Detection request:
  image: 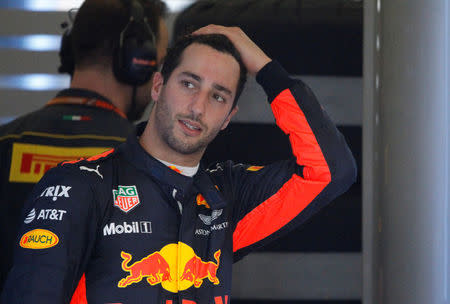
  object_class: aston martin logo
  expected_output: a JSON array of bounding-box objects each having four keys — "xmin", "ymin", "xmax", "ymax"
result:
[{"xmin": 198, "ymin": 209, "xmax": 223, "ymax": 225}]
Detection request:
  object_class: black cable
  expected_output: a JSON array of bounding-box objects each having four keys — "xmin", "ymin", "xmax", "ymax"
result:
[{"xmin": 128, "ymin": 85, "xmax": 137, "ymax": 121}]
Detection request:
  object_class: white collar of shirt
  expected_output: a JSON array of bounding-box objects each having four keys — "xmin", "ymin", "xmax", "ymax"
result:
[{"xmin": 156, "ymin": 158, "xmax": 199, "ymax": 177}]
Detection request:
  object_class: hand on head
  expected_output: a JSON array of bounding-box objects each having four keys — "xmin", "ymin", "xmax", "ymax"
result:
[{"xmin": 192, "ymin": 25, "xmax": 271, "ymax": 76}]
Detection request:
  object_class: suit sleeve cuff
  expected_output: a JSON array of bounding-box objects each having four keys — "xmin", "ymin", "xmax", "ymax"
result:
[{"xmin": 255, "ymin": 60, "xmax": 297, "ymax": 103}]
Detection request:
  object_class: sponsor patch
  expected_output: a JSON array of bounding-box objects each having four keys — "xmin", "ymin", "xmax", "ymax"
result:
[
  {"xmin": 103, "ymin": 221, "xmax": 152, "ymax": 236},
  {"xmin": 9, "ymin": 143, "xmax": 109, "ymax": 183},
  {"xmin": 195, "ymin": 222, "xmax": 229, "ymax": 236},
  {"xmin": 20, "ymin": 229, "xmax": 59, "ymax": 249},
  {"xmin": 198, "ymin": 209, "xmax": 223, "ymax": 226},
  {"xmin": 196, "ymin": 194, "xmax": 210, "ymax": 209},
  {"xmin": 24, "ymin": 208, "xmax": 36, "ymax": 224},
  {"xmin": 195, "ymin": 229, "xmax": 211, "ymax": 236},
  {"xmin": 37, "ymin": 209, "xmax": 66, "ymax": 221},
  {"xmin": 247, "ymin": 166, "xmax": 264, "ymax": 172},
  {"xmin": 24, "ymin": 208, "xmax": 67, "ymax": 223},
  {"xmin": 79, "ymin": 164, "xmax": 103, "ymax": 179},
  {"xmin": 113, "ymin": 185, "xmax": 140, "ymax": 213},
  {"xmin": 118, "ymin": 242, "xmax": 220, "ymax": 292},
  {"xmin": 40, "ymin": 185, "xmax": 71, "ymax": 201}
]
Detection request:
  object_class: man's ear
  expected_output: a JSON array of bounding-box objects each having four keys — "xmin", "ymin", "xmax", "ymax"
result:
[
  {"xmin": 151, "ymin": 72, "xmax": 164, "ymax": 102},
  {"xmin": 221, "ymin": 105, "xmax": 239, "ymax": 130}
]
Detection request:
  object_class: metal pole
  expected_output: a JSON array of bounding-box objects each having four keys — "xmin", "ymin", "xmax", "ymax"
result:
[{"xmin": 364, "ymin": 0, "xmax": 450, "ymax": 303}]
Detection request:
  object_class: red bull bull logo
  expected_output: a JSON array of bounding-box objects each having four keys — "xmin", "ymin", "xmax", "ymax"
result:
[
  {"xmin": 118, "ymin": 243, "xmax": 221, "ymax": 293},
  {"xmin": 180, "ymin": 250, "xmax": 220, "ymax": 287},
  {"xmin": 118, "ymin": 251, "xmax": 172, "ymax": 287},
  {"xmin": 196, "ymin": 194, "xmax": 210, "ymax": 209}
]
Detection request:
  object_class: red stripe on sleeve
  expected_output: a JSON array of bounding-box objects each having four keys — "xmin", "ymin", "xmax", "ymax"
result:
[
  {"xmin": 86, "ymin": 148, "xmax": 115, "ymax": 161},
  {"xmin": 233, "ymin": 89, "xmax": 331, "ymax": 252},
  {"xmin": 70, "ymin": 274, "xmax": 87, "ymax": 304},
  {"xmin": 61, "ymin": 148, "xmax": 114, "ymax": 165}
]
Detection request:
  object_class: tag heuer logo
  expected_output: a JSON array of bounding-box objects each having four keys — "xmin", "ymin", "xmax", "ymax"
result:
[{"xmin": 113, "ymin": 185, "xmax": 140, "ymax": 213}]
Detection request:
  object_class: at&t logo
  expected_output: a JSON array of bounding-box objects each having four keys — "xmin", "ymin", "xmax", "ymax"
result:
[{"xmin": 24, "ymin": 208, "xmax": 66, "ymax": 223}]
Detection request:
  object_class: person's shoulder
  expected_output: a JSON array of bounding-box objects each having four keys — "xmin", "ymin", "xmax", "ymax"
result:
[
  {"xmin": 205, "ymin": 160, "xmax": 252, "ymax": 176},
  {"xmin": 206, "ymin": 160, "xmax": 272, "ymax": 182},
  {"xmin": 206, "ymin": 160, "xmax": 232, "ymax": 174},
  {"xmin": 0, "ymin": 109, "xmax": 45, "ymax": 137},
  {"xmin": 45, "ymin": 147, "xmax": 119, "ymax": 187}
]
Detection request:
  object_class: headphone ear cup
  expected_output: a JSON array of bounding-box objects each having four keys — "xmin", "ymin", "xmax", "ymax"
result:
[
  {"xmin": 113, "ymin": 0, "xmax": 158, "ymax": 86},
  {"xmin": 113, "ymin": 31, "xmax": 157, "ymax": 85},
  {"xmin": 58, "ymin": 29, "xmax": 75, "ymax": 75}
]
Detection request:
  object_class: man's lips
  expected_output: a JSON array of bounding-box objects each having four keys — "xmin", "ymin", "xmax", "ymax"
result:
[{"xmin": 178, "ymin": 119, "xmax": 202, "ymax": 135}]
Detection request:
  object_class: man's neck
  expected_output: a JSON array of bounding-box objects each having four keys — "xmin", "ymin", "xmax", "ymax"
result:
[{"xmin": 70, "ymin": 68, "xmax": 132, "ymax": 116}]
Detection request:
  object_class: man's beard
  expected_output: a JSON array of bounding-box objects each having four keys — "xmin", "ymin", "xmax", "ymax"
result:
[{"xmin": 154, "ymin": 93, "xmax": 223, "ymax": 155}]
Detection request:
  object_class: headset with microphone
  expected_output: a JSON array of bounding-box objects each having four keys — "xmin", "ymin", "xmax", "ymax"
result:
[
  {"xmin": 58, "ymin": 8, "xmax": 77, "ymax": 76},
  {"xmin": 58, "ymin": 0, "xmax": 158, "ymax": 86}
]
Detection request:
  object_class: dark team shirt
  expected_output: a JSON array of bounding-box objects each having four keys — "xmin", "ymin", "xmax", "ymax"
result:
[
  {"xmin": 0, "ymin": 89, "xmax": 134, "ymax": 293},
  {"xmin": 1, "ymin": 61, "xmax": 356, "ymax": 304}
]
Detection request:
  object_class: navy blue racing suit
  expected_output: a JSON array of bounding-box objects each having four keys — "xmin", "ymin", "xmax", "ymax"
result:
[{"xmin": 1, "ymin": 61, "xmax": 356, "ymax": 304}]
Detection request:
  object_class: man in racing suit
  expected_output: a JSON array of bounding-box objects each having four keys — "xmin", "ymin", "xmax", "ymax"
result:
[
  {"xmin": 0, "ymin": 0, "xmax": 168, "ymax": 293},
  {"xmin": 1, "ymin": 25, "xmax": 356, "ymax": 304}
]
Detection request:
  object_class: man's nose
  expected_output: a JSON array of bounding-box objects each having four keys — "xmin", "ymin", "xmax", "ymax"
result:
[{"xmin": 188, "ymin": 90, "xmax": 208, "ymax": 117}]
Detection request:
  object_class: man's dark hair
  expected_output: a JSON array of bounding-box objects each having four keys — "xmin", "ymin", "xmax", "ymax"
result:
[
  {"xmin": 161, "ymin": 34, "xmax": 247, "ymax": 108},
  {"xmin": 71, "ymin": 0, "xmax": 167, "ymax": 69}
]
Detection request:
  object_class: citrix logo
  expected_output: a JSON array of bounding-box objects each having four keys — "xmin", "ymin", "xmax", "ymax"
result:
[{"xmin": 40, "ymin": 185, "xmax": 71, "ymax": 201}]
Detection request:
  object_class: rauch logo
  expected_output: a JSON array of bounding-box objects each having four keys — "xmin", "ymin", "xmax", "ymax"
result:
[{"xmin": 20, "ymin": 229, "xmax": 59, "ymax": 249}]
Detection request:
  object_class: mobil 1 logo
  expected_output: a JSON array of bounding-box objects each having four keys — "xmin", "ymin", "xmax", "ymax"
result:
[{"xmin": 103, "ymin": 221, "xmax": 152, "ymax": 236}]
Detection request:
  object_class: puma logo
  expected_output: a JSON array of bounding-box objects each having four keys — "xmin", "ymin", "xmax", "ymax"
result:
[{"xmin": 80, "ymin": 165, "xmax": 103, "ymax": 179}]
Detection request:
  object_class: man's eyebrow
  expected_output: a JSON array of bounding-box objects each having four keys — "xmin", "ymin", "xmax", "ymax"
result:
[
  {"xmin": 213, "ymin": 84, "xmax": 232, "ymax": 97},
  {"xmin": 180, "ymin": 71, "xmax": 201, "ymax": 82},
  {"xmin": 180, "ymin": 71, "xmax": 233, "ymax": 97}
]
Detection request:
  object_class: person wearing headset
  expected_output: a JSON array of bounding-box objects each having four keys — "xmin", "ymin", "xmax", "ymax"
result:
[{"xmin": 0, "ymin": 0, "xmax": 168, "ymax": 294}]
